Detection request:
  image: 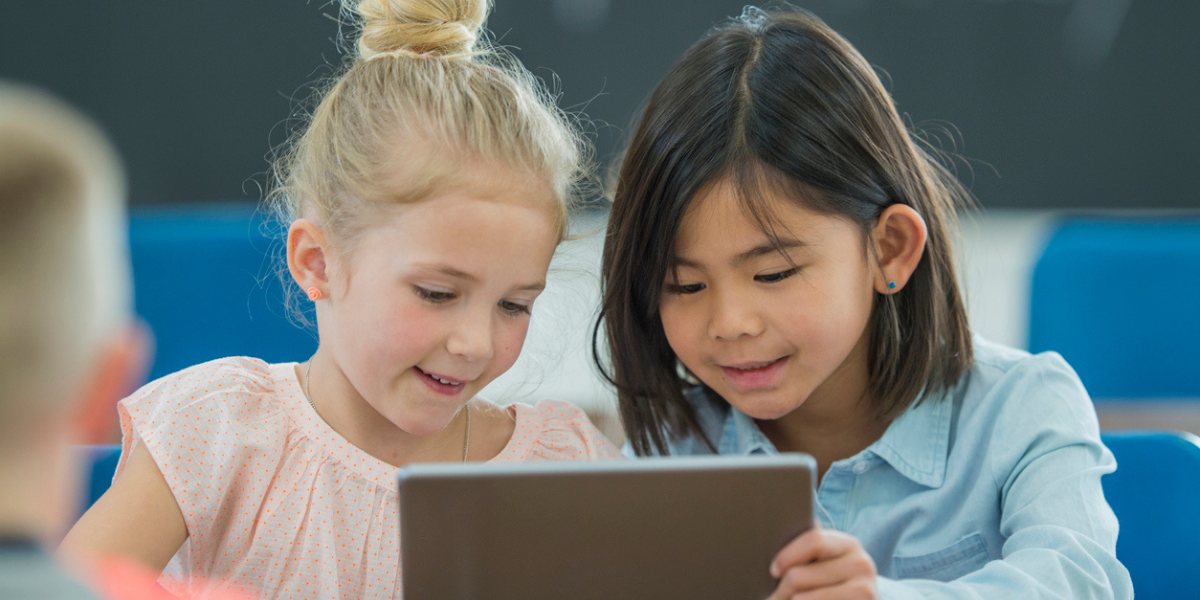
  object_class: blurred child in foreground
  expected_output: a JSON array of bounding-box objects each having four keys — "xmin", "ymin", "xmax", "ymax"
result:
[{"xmin": 0, "ymin": 82, "xmax": 246, "ymax": 600}]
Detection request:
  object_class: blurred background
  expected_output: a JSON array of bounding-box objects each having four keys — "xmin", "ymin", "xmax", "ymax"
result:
[
  {"xmin": 3, "ymin": 0, "xmax": 1196, "ymax": 209},
  {"xmin": 3, "ymin": 0, "xmax": 1198, "ymax": 441}
]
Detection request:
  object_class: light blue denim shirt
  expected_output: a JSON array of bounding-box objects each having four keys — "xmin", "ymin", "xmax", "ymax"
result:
[{"xmin": 634, "ymin": 338, "xmax": 1133, "ymax": 599}]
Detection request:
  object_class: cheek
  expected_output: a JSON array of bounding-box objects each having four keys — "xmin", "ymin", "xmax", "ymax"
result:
[
  {"xmin": 352, "ymin": 292, "xmax": 442, "ymax": 363},
  {"xmin": 782, "ymin": 267, "xmax": 874, "ymax": 348},
  {"xmin": 490, "ymin": 318, "xmax": 532, "ymax": 372},
  {"xmin": 659, "ymin": 302, "xmax": 700, "ymax": 362}
]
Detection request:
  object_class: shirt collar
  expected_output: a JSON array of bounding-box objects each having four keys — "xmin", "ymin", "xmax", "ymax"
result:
[
  {"xmin": 714, "ymin": 390, "xmax": 954, "ymax": 488},
  {"xmin": 717, "ymin": 403, "xmax": 778, "ymax": 455},
  {"xmin": 869, "ymin": 392, "xmax": 953, "ymax": 488}
]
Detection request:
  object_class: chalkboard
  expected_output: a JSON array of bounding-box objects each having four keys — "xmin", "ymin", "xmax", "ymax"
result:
[{"xmin": 2, "ymin": 1, "xmax": 1195, "ymax": 208}]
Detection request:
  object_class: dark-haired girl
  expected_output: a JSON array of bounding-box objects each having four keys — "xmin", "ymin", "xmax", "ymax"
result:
[{"xmin": 597, "ymin": 6, "xmax": 1131, "ymax": 599}]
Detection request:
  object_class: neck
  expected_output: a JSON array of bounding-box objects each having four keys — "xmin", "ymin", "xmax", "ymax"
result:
[
  {"xmin": 756, "ymin": 332, "xmax": 889, "ymax": 479},
  {"xmin": 0, "ymin": 429, "xmax": 75, "ymax": 548},
  {"xmin": 302, "ymin": 349, "xmax": 468, "ymax": 467}
]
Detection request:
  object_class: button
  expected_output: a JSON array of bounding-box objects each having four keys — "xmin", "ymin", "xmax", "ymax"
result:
[{"xmin": 851, "ymin": 461, "xmax": 870, "ymax": 474}]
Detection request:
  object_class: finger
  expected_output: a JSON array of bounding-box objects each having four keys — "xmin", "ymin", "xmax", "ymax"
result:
[
  {"xmin": 811, "ymin": 530, "xmax": 863, "ymax": 561},
  {"xmin": 773, "ymin": 526, "xmax": 863, "ymax": 576},
  {"xmin": 788, "ymin": 577, "xmax": 878, "ymax": 600},
  {"xmin": 771, "ymin": 527, "xmax": 824, "ymax": 578},
  {"xmin": 774, "ymin": 551, "xmax": 878, "ymax": 595}
]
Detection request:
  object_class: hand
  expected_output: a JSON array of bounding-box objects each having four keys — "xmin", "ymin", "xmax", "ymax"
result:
[{"xmin": 767, "ymin": 522, "xmax": 878, "ymax": 600}]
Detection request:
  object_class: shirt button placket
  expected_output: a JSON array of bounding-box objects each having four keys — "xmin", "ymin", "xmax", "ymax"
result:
[{"xmin": 817, "ymin": 467, "xmax": 853, "ymax": 530}]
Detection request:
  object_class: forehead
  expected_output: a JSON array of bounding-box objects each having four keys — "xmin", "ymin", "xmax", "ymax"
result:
[
  {"xmin": 354, "ymin": 176, "xmax": 560, "ymax": 277},
  {"xmin": 675, "ymin": 179, "xmax": 853, "ymax": 259},
  {"xmin": 381, "ymin": 145, "xmax": 563, "ymax": 224}
]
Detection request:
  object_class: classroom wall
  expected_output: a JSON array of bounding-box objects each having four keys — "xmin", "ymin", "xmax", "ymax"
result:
[{"xmin": 2, "ymin": 1, "xmax": 1197, "ymax": 209}]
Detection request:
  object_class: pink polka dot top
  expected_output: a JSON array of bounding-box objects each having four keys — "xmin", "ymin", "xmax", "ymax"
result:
[{"xmin": 115, "ymin": 357, "xmax": 622, "ymax": 599}]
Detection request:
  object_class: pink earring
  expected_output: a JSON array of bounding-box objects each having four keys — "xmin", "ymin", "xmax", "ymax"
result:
[{"xmin": 307, "ymin": 287, "xmax": 322, "ymax": 301}]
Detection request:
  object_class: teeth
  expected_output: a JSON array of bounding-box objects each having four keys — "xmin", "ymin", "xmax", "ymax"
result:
[
  {"xmin": 436, "ymin": 377, "xmax": 459, "ymax": 385},
  {"xmin": 735, "ymin": 360, "xmax": 774, "ymax": 371}
]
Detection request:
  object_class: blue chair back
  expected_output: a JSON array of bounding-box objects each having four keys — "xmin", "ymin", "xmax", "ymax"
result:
[
  {"xmin": 1029, "ymin": 217, "xmax": 1200, "ymax": 399},
  {"xmin": 1101, "ymin": 431, "xmax": 1200, "ymax": 599},
  {"xmin": 130, "ymin": 202, "xmax": 318, "ymax": 381}
]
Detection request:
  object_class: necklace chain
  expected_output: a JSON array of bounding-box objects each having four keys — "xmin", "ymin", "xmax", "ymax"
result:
[{"xmin": 303, "ymin": 361, "xmax": 470, "ymax": 463}]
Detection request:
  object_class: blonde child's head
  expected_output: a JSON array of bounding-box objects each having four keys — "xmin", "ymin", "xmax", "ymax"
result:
[
  {"xmin": 270, "ymin": 0, "xmax": 585, "ymax": 255},
  {"xmin": 0, "ymin": 83, "xmax": 134, "ymax": 447},
  {"xmin": 272, "ymin": 0, "xmax": 590, "ymax": 437}
]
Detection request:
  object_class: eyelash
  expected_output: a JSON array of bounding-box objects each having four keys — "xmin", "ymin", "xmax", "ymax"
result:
[
  {"xmin": 756, "ymin": 267, "xmax": 800, "ymax": 283},
  {"xmin": 664, "ymin": 283, "xmax": 705, "ymax": 295},
  {"xmin": 414, "ymin": 286, "xmax": 455, "ymax": 303},
  {"xmin": 664, "ymin": 267, "xmax": 800, "ymax": 295},
  {"xmin": 498, "ymin": 300, "xmax": 532, "ymax": 317},
  {"xmin": 413, "ymin": 286, "xmax": 531, "ymax": 317}
]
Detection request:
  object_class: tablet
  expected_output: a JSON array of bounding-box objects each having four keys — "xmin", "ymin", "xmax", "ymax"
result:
[{"xmin": 398, "ymin": 453, "xmax": 816, "ymax": 600}]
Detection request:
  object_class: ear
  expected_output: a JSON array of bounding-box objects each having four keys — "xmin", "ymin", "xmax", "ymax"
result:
[
  {"xmin": 287, "ymin": 219, "xmax": 331, "ymax": 299},
  {"xmin": 72, "ymin": 320, "xmax": 154, "ymax": 445},
  {"xmin": 870, "ymin": 204, "xmax": 927, "ymax": 294}
]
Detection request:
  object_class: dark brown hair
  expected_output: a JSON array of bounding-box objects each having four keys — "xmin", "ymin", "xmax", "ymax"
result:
[{"xmin": 595, "ymin": 5, "xmax": 974, "ymax": 456}]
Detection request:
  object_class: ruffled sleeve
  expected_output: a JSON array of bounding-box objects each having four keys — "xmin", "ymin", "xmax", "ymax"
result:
[{"xmin": 115, "ymin": 357, "xmax": 288, "ymax": 568}]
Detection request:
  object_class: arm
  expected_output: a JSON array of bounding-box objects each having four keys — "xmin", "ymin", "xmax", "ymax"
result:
[
  {"xmin": 873, "ymin": 441, "xmax": 1128, "ymax": 599},
  {"xmin": 875, "ymin": 355, "xmax": 1132, "ymax": 600},
  {"xmin": 61, "ymin": 442, "xmax": 187, "ymax": 573},
  {"xmin": 771, "ymin": 354, "xmax": 1133, "ymax": 600},
  {"xmin": 769, "ymin": 446, "xmax": 1127, "ymax": 600}
]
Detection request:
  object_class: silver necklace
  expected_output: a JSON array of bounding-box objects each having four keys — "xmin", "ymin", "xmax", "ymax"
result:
[{"xmin": 303, "ymin": 361, "xmax": 470, "ymax": 462}]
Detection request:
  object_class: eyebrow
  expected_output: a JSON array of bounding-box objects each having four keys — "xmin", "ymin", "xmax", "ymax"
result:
[
  {"xmin": 414, "ymin": 263, "xmax": 545, "ymax": 292},
  {"xmin": 673, "ymin": 238, "xmax": 807, "ymax": 269}
]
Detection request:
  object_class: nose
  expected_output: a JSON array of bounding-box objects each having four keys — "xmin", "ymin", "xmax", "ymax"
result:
[
  {"xmin": 707, "ymin": 286, "xmax": 764, "ymax": 341},
  {"xmin": 446, "ymin": 305, "xmax": 494, "ymax": 363}
]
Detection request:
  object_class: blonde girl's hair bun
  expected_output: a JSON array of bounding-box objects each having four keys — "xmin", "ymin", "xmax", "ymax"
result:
[{"xmin": 354, "ymin": 0, "xmax": 491, "ymax": 59}]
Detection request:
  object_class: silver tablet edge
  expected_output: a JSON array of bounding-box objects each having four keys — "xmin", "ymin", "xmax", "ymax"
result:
[{"xmin": 397, "ymin": 453, "xmax": 817, "ymax": 483}]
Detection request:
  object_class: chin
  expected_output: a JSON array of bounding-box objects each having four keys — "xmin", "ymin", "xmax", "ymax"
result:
[
  {"xmin": 723, "ymin": 387, "xmax": 807, "ymax": 421},
  {"xmin": 387, "ymin": 403, "xmax": 461, "ymax": 437}
]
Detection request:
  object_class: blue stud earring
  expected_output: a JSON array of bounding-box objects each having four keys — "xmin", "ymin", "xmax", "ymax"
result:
[{"xmin": 888, "ymin": 281, "xmax": 897, "ymax": 290}]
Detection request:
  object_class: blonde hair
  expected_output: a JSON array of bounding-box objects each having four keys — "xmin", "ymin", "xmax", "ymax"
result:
[
  {"xmin": 0, "ymin": 83, "xmax": 130, "ymax": 435},
  {"xmin": 267, "ymin": 0, "xmax": 588, "ymax": 318}
]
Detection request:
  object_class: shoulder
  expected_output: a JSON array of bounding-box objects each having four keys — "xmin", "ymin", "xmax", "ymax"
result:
[
  {"xmin": 125, "ymin": 356, "xmax": 280, "ymax": 399},
  {"xmin": 963, "ymin": 337, "xmax": 1095, "ymax": 424},
  {"xmin": 117, "ymin": 357, "xmax": 303, "ymax": 472},
  {"xmin": 504, "ymin": 400, "xmax": 622, "ymax": 461},
  {"xmin": 120, "ymin": 356, "xmax": 291, "ymax": 425},
  {"xmin": 955, "ymin": 338, "xmax": 1105, "ymax": 483},
  {"xmin": 0, "ymin": 551, "xmax": 101, "ymax": 600},
  {"xmin": 115, "ymin": 358, "xmax": 306, "ymax": 538}
]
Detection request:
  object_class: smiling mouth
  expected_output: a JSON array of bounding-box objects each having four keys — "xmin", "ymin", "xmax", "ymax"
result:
[
  {"xmin": 414, "ymin": 366, "xmax": 468, "ymax": 386},
  {"xmin": 718, "ymin": 356, "xmax": 789, "ymax": 390},
  {"xmin": 723, "ymin": 357, "xmax": 785, "ymax": 371}
]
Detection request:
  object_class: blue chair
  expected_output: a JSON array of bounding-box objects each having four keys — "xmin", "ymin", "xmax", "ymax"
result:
[
  {"xmin": 1029, "ymin": 217, "xmax": 1200, "ymax": 399},
  {"xmin": 78, "ymin": 444, "xmax": 122, "ymax": 515},
  {"xmin": 129, "ymin": 202, "xmax": 318, "ymax": 381},
  {"xmin": 1101, "ymin": 431, "xmax": 1200, "ymax": 599}
]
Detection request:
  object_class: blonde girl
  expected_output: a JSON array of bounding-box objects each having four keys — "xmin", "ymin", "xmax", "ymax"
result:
[
  {"xmin": 64, "ymin": 1, "xmax": 619, "ymax": 597},
  {"xmin": 597, "ymin": 6, "xmax": 1131, "ymax": 600}
]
